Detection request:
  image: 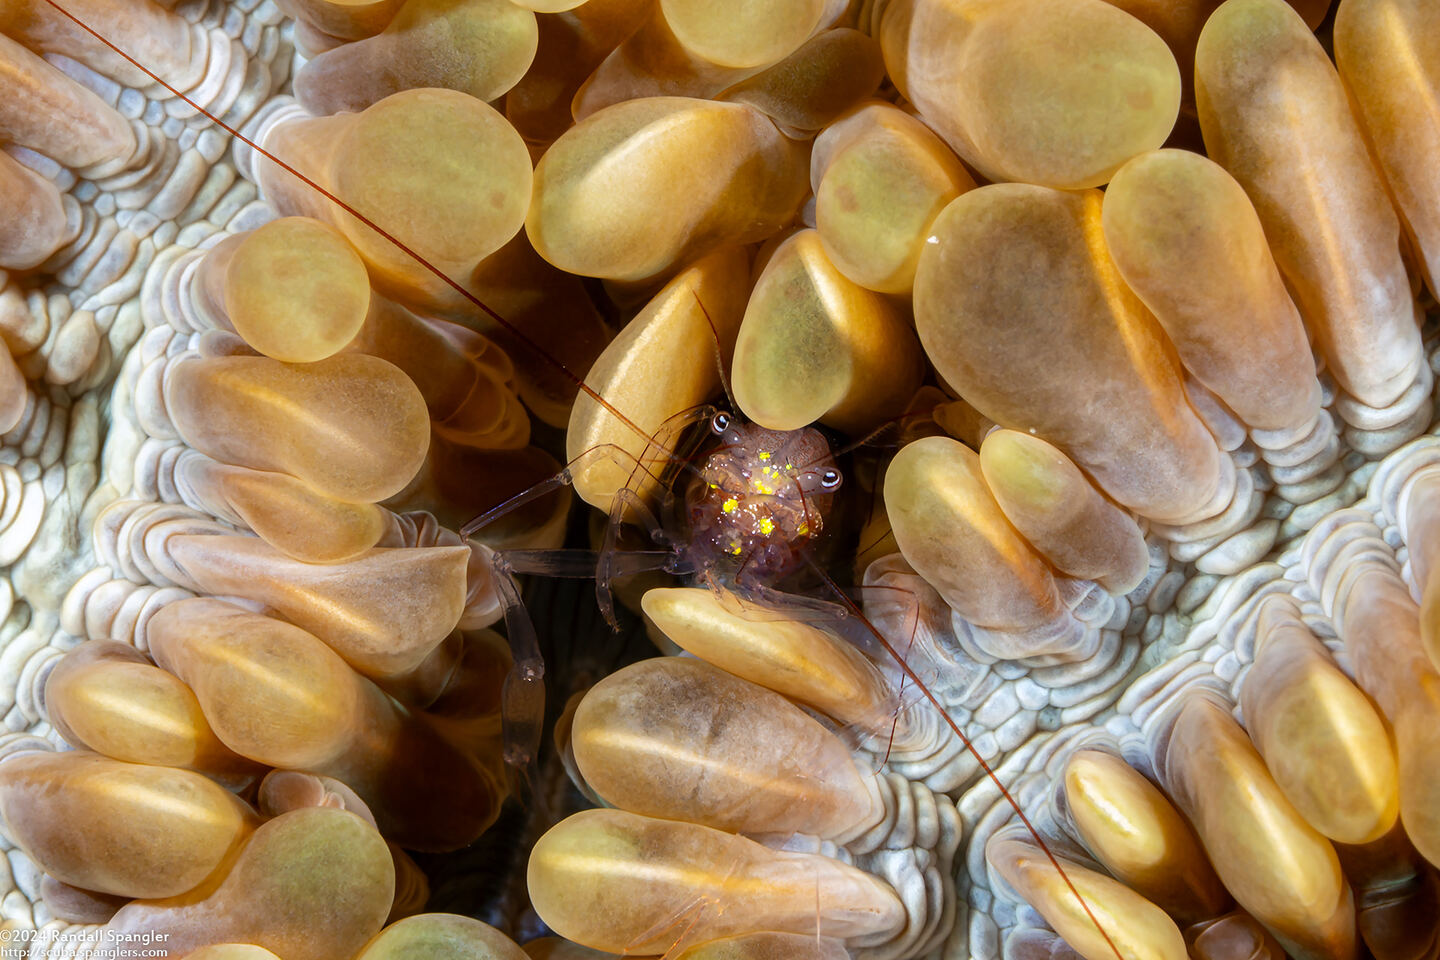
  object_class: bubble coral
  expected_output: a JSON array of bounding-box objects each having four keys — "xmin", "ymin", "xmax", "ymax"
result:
[{"xmin": 0, "ymin": 0, "xmax": 1439, "ymax": 959}]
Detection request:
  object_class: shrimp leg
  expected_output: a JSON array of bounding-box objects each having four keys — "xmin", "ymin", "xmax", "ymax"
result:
[
  {"xmin": 481, "ymin": 403, "xmax": 720, "ymax": 777},
  {"xmin": 461, "ymin": 442, "xmax": 678, "ymax": 539},
  {"xmin": 592, "ymin": 403, "xmax": 725, "ymax": 623},
  {"xmin": 491, "ymin": 546, "xmax": 674, "ymax": 784},
  {"xmin": 489, "ymin": 551, "xmax": 545, "ymax": 793},
  {"xmin": 595, "ymin": 487, "xmax": 674, "ymax": 627}
]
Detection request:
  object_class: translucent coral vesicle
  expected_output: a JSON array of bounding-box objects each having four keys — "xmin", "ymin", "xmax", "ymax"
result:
[
  {"xmin": 878, "ymin": 0, "xmax": 1180, "ymax": 189},
  {"xmin": 571, "ymin": 657, "xmax": 878, "ymax": 839},
  {"xmin": 165, "ymin": 352, "xmax": 429, "ymax": 505},
  {"xmin": 221, "ymin": 217, "xmax": 371, "ymax": 364},
  {"xmin": 176, "ymin": 456, "xmax": 387, "ymax": 564},
  {"xmin": 1160, "ymin": 695, "xmax": 1357, "ymax": 957},
  {"xmin": 0, "ymin": 750, "xmax": 255, "ymax": 900},
  {"xmin": 295, "ymin": 0, "xmax": 539, "ymax": 114},
  {"xmin": 565, "ymin": 245, "xmax": 749, "ymax": 514},
  {"xmin": 0, "ymin": 148, "xmax": 74, "ymax": 272},
  {"xmin": 504, "ymin": 0, "xmax": 653, "ymax": 144},
  {"xmin": 6, "ymin": 0, "xmax": 197, "ymax": 89},
  {"xmin": 569, "ymin": 5, "xmax": 752, "ymax": 120},
  {"xmin": 355, "ymin": 914, "xmax": 532, "ymax": 960},
  {"xmin": 0, "ymin": 30, "xmax": 136, "ymax": 169},
  {"xmin": 1334, "ymin": 0, "xmax": 1440, "ymax": 299},
  {"xmin": 463, "ymin": 231, "xmax": 616, "ymax": 430},
  {"xmin": 659, "ymin": 0, "xmax": 836, "ymax": 69},
  {"xmin": 1061, "ymin": 749, "xmax": 1231, "ymax": 927},
  {"xmin": 914, "ymin": 184, "xmax": 1225, "ymax": 524},
  {"xmin": 147, "ymin": 598, "xmax": 370, "ymax": 771},
  {"xmin": 732, "ymin": 229, "xmax": 923, "ymax": 434},
  {"xmin": 1328, "ymin": 562, "xmax": 1440, "ymax": 868},
  {"xmin": 350, "ymin": 295, "xmax": 531, "ymax": 446},
  {"xmin": 716, "ymin": 28, "xmax": 886, "ymax": 134},
  {"xmin": 527, "ymin": 97, "xmax": 809, "ymax": 282},
  {"xmin": 276, "ymin": 0, "xmax": 406, "ymax": 43},
  {"xmin": 527, "ymin": 809, "xmax": 905, "ymax": 954},
  {"xmin": 258, "ymin": 87, "xmax": 533, "ymax": 310},
  {"xmin": 987, "ymin": 832, "xmax": 1188, "ymax": 960},
  {"xmin": 1101, "ymin": 149, "xmax": 1321, "ymax": 434},
  {"xmin": 45, "ymin": 640, "xmax": 256, "ymax": 781},
  {"xmin": 979, "ymin": 430, "xmax": 1151, "ymax": 594},
  {"xmin": 147, "ymin": 599, "xmax": 503, "ymax": 850},
  {"xmin": 103, "ymin": 806, "xmax": 395, "ymax": 960},
  {"xmin": 641, "ymin": 585, "xmax": 898, "ymax": 735},
  {"xmin": 676, "ymin": 933, "xmax": 851, "ymax": 960},
  {"xmin": 884, "ymin": 436, "xmax": 1079, "ymax": 658},
  {"xmin": 811, "ymin": 102, "xmax": 975, "ymax": 295},
  {"xmin": 163, "ymin": 536, "xmax": 468, "ymax": 679},
  {"xmin": 1195, "ymin": 0, "xmax": 1422, "ymax": 411},
  {"xmin": 1242, "ymin": 598, "xmax": 1400, "ymax": 845}
]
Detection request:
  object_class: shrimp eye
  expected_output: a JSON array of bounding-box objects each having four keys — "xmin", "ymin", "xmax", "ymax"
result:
[
  {"xmin": 820, "ymin": 468, "xmax": 842, "ymax": 489},
  {"xmin": 711, "ymin": 412, "xmax": 731, "ymax": 434}
]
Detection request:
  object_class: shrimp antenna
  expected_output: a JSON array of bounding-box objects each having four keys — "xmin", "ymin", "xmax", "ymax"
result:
[
  {"xmin": 781, "ymin": 407, "xmax": 939, "ymax": 520},
  {"xmin": 689, "ymin": 289, "xmax": 737, "ymax": 414},
  {"xmin": 804, "ymin": 559, "xmax": 1126, "ymax": 960},
  {"xmin": 827, "ymin": 405, "xmax": 945, "ymax": 461},
  {"xmin": 784, "ymin": 405, "xmax": 945, "ymax": 487},
  {"xmin": 37, "ymin": 0, "xmax": 678, "ymax": 465}
]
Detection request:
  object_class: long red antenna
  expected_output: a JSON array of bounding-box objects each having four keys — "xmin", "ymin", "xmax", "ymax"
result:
[
  {"xmin": 809, "ymin": 563, "xmax": 1125, "ymax": 960},
  {"xmin": 40, "ymin": 4, "xmax": 1125, "ymax": 955},
  {"xmin": 38, "ymin": 0, "xmax": 667, "ymax": 458}
]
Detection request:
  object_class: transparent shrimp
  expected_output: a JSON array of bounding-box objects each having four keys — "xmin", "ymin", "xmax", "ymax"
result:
[{"xmin": 463, "ymin": 404, "xmax": 852, "ymax": 782}]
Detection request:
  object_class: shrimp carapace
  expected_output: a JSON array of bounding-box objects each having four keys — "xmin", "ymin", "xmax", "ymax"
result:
[{"xmin": 682, "ymin": 413, "xmax": 843, "ymax": 586}]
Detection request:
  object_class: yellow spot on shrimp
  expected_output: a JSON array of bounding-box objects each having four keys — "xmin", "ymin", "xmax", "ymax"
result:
[
  {"xmin": 758, "ymin": 451, "xmax": 771, "ymax": 460},
  {"xmin": 758, "ymin": 517, "xmax": 775, "ymax": 536},
  {"xmin": 722, "ymin": 498, "xmax": 738, "ymax": 513}
]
